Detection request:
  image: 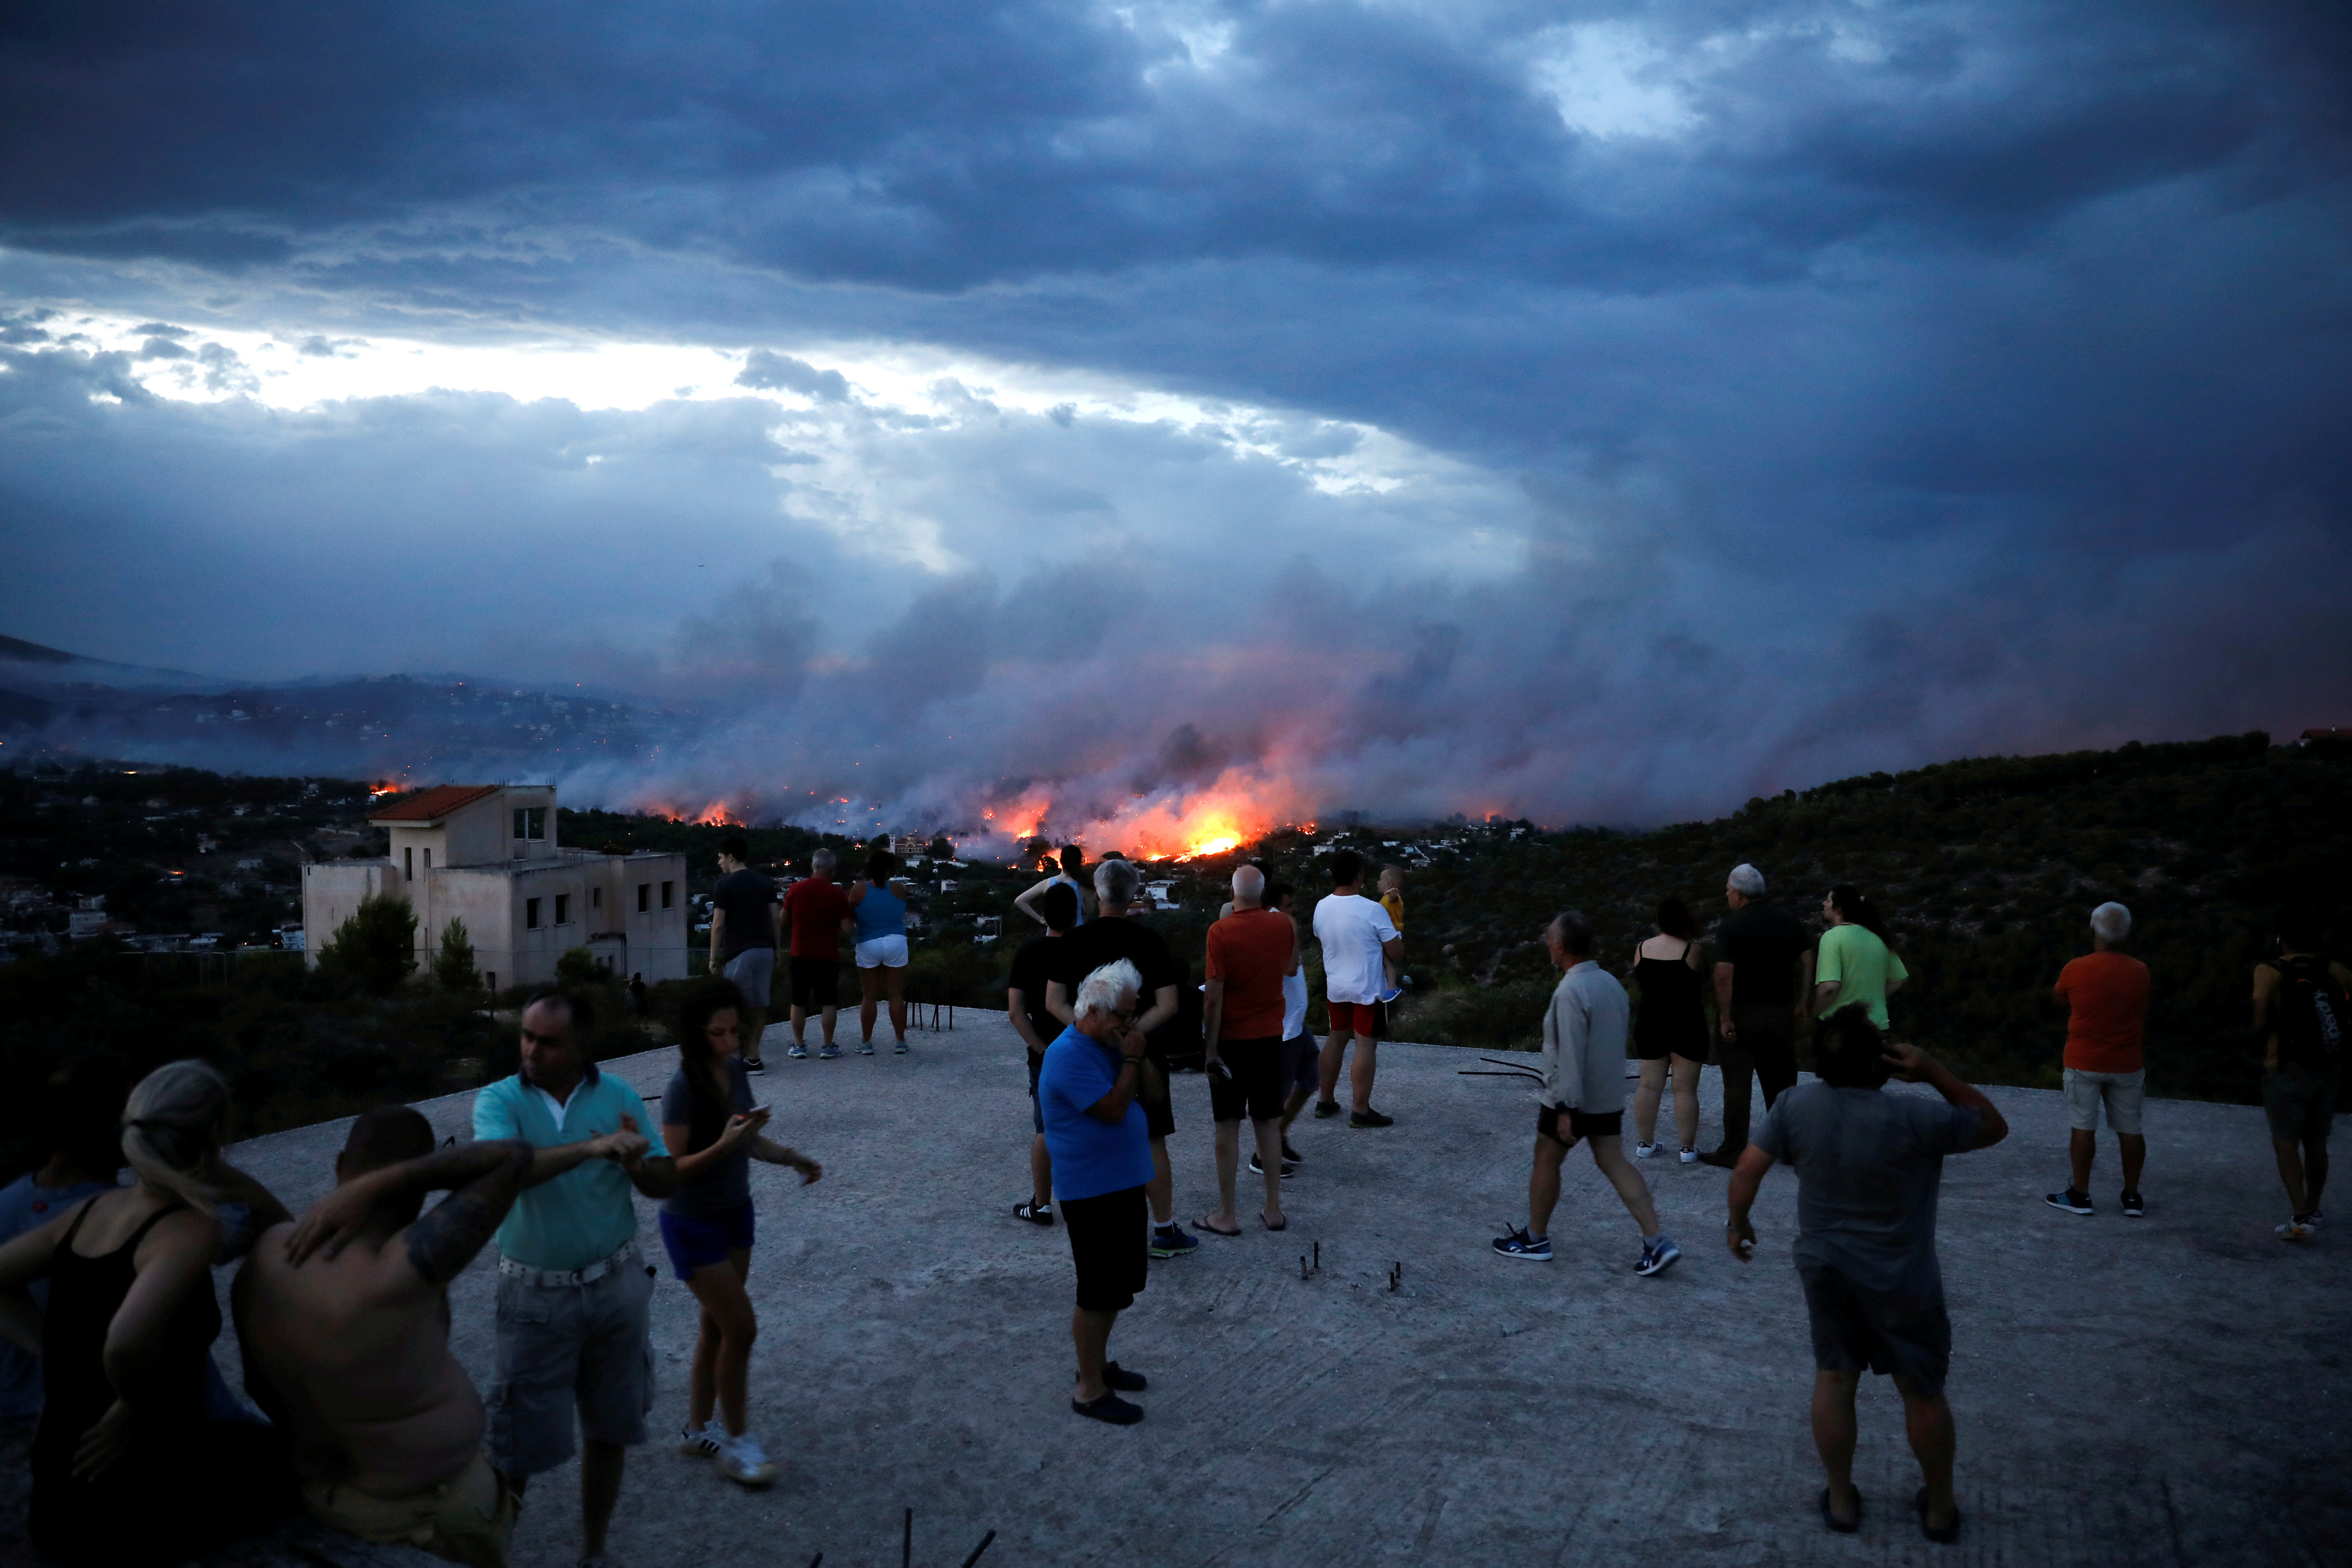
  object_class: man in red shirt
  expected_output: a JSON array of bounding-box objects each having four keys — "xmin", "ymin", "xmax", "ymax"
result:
[
  {"xmin": 781, "ymin": 849, "xmax": 853, "ymax": 1059},
  {"xmin": 1196, "ymin": 865, "xmax": 1300, "ymax": 1236},
  {"xmin": 2045, "ymin": 902, "xmax": 2151, "ymax": 1217}
]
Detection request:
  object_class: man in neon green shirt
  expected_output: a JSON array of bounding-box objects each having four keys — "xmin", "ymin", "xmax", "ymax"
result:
[{"xmin": 1812, "ymin": 888, "xmax": 1909, "ymax": 1029}]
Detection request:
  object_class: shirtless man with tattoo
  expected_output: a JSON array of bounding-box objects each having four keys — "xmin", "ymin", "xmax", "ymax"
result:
[{"xmin": 234, "ymin": 1105, "xmax": 542, "ymax": 1567}]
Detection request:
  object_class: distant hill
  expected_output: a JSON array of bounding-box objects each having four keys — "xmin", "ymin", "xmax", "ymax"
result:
[{"xmin": 1342, "ymin": 732, "xmax": 2350, "ymax": 1104}]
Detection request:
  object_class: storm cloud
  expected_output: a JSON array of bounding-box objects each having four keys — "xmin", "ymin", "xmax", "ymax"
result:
[{"xmin": 1, "ymin": 1, "xmax": 2347, "ymax": 841}]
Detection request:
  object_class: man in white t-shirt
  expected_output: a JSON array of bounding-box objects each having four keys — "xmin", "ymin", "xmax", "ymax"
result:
[{"xmin": 1312, "ymin": 850, "xmax": 1403, "ymax": 1129}]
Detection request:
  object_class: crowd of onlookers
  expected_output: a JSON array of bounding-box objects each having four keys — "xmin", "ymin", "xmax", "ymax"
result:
[{"xmin": 0, "ymin": 835, "xmax": 2340, "ymax": 1563}]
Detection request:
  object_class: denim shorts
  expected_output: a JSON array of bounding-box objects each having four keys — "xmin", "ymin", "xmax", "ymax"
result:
[
  {"xmin": 722, "ymin": 947, "xmax": 775, "ymax": 1010},
  {"xmin": 658, "ymin": 1203, "xmax": 755, "ymax": 1279}
]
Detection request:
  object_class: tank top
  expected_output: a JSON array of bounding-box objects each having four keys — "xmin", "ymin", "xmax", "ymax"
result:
[
  {"xmin": 1632, "ymin": 943, "xmax": 1709, "ymax": 1057},
  {"xmin": 855, "ymin": 880, "xmax": 906, "ymax": 942},
  {"xmin": 1049, "ymin": 872, "xmax": 1088, "ymax": 926}
]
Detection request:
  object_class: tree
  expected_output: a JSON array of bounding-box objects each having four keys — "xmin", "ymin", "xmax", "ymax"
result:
[
  {"xmin": 929, "ymin": 834, "xmax": 956, "ymax": 861},
  {"xmin": 431, "ymin": 917, "xmax": 478, "ymax": 992},
  {"xmin": 317, "ymin": 894, "xmax": 418, "ymax": 995},
  {"xmin": 555, "ymin": 945, "xmax": 604, "ymax": 986}
]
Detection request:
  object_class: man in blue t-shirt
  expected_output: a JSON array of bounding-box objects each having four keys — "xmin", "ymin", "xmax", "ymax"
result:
[
  {"xmin": 470, "ymin": 988, "xmax": 676, "ymax": 1565},
  {"xmin": 1038, "ymin": 957, "xmax": 1156, "ymax": 1425}
]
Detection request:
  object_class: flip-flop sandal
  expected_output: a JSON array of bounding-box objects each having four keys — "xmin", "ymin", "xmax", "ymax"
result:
[
  {"xmin": 1820, "ymin": 1486, "xmax": 1861, "ymax": 1533},
  {"xmin": 1195, "ymin": 1217, "xmax": 1243, "ymax": 1237},
  {"xmin": 1913, "ymin": 1487, "xmax": 1960, "ymax": 1543},
  {"xmin": 1261, "ymin": 1213, "xmax": 1288, "ymax": 1231}
]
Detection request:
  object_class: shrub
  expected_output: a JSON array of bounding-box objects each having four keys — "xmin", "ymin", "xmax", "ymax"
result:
[
  {"xmin": 317, "ymin": 894, "xmax": 418, "ymax": 995},
  {"xmin": 432, "ymin": 918, "xmax": 478, "ymax": 992}
]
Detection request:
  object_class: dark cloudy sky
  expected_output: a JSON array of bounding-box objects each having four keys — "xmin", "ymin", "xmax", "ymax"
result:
[{"xmin": 3, "ymin": 1, "xmax": 2349, "ymax": 840}]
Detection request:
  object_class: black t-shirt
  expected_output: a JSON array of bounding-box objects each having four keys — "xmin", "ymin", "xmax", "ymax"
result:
[
  {"xmin": 712, "ymin": 868, "xmax": 778, "ymax": 962},
  {"xmin": 1007, "ymin": 934, "xmax": 1063, "ymax": 1059},
  {"xmin": 1048, "ymin": 918, "xmax": 1183, "ymax": 1052},
  {"xmin": 1715, "ymin": 901, "xmax": 1813, "ymax": 1006}
]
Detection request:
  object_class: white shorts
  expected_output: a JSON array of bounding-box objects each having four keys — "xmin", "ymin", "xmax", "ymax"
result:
[
  {"xmin": 2063, "ymin": 1067, "xmax": 2146, "ymax": 1136},
  {"xmin": 855, "ymin": 934, "xmax": 909, "ymax": 969}
]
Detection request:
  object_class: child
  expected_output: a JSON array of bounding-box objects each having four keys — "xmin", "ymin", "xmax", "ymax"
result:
[{"xmin": 1377, "ymin": 866, "xmax": 1407, "ymax": 1001}]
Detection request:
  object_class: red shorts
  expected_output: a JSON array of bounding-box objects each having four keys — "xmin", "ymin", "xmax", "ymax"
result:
[{"xmin": 1327, "ymin": 1000, "xmax": 1386, "ymax": 1039}]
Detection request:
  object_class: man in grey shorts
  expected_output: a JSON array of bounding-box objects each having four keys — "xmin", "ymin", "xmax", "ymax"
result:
[
  {"xmin": 1727, "ymin": 1005, "xmax": 2008, "ymax": 1543},
  {"xmin": 471, "ymin": 988, "xmax": 677, "ymax": 1567},
  {"xmin": 709, "ymin": 834, "xmax": 779, "ymax": 1071},
  {"xmin": 2046, "ymin": 902, "xmax": 2150, "ymax": 1217}
]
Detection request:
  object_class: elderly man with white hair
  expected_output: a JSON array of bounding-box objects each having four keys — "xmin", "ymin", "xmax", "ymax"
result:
[
  {"xmin": 1038, "ymin": 959, "xmax": 1158, "ymax": 1425},
  {"xmin": 2046, "ymin": 902, "xmax": 2152, "ymax": 1217},
  {"xmin": 1046, "ymin": 857, "xmax": 1200, "ymax": 1258},
  {"xmin": 1196, "ymin": 864, "xmax": 1300, "ymax": 1237},
  {"xmin": 1701, "ymin": 864, "xmax": 1816, "ymax": 1168}
]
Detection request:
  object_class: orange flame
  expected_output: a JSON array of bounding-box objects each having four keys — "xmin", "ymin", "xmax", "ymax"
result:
[
  {"xmin": 693, "ymin": 801, "xmax": 739, "ymax": 826},
  {"xmin": 984, "ymin": 769, "xmax": 1305, "ymax": 862}
]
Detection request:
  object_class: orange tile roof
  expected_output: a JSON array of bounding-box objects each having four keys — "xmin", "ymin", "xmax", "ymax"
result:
[{"xmin": 368, "ymin": 784, "xmax": 502, "ymax": 823}]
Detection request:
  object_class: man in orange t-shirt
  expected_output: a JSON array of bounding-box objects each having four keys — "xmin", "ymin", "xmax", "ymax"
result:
[
  {"xmin": 1197, "ymin": 864, "xmax": 1300, "ymax": 1237},
  {"xmin": 2045, "ymin": 902, "xmax": 2151, "ymax": 1218}
]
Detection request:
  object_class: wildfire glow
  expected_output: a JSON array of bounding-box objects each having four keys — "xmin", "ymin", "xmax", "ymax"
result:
[
  {"xmin": 692, "ymin": 801, "xmax": 738, "ymax": 826},
  {"xmin": 981, "ymin": 767, "xmax": 1306, "ymax": 863}
]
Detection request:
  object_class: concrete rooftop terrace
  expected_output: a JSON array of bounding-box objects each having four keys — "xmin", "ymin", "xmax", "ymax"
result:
[{"xmin": 48, "ymin": 1018, "xmax": 2352, "ymax": 1566}]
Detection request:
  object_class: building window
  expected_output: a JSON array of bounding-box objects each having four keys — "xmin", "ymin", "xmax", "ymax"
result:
[
  {"xmin": 591, "ymin": 887, "xmax": 601, "ymax": 909},
  {"xmin": 485, "ymin": 971, "xmax": 495, "ymax": 992},
  {"xmin": 637, "ymin": 883, "xmax": 649, "ymax": 913},
  {"xmin": 661, "ymin": 880, "xmax": 674, "ymax": 909},
  {"xmin": 555, "ymin": 894, "xmax": 570, "ymax": 925},
  {"xmin": 423, "ymin": 848, "xmax": 432, "ymax": 869},
  {"xmin": 512, "ymin": 807, "xmax": 546, "ymax": 840},
  {"xmin": 526, "ymin": 898, "xmax": 541, "ymax": 929},
  {"xmin": 403, "ymin": 846, "xmax": 413, "ymax": 882}
]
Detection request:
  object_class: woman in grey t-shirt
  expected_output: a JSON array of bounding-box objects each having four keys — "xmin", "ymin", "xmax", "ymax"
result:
[{"xmin": 659, "ymin": 978, "xmax": 823, "ymax": 1488}]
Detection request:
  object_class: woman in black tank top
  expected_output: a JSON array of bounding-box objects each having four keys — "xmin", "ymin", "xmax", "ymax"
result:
[
  {"xmin": 1631, "ymin": 898, "xmax": 1711, "ymax": 1162},
  {"xmin": 0, "ymin": 1060, "xmax": 295, "ymax": 1566}
]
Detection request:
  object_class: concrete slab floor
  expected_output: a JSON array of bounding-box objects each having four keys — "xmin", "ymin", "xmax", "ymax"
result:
[{"xmin": 138, "ymin": 1020, "xmax": 2352, "ymax": 1565}]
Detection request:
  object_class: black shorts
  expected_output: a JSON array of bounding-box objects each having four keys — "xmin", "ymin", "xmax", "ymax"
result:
[
  {"xmin": 1028, "ymin": 1051, "xmax": 1046, "ymax": 1135},
  {"xmin": 1061, "ymin": 1185, "xmax": 1148, "ymax": 1312},
  {"xmin": 1635, "ymin": 1028, "xmax": 1711, "ymax": 1064},
  {"xmin": 1279, "ymin": 1033, "xmax": 1320, "ymax": 1094},
  {"xmin": 1537, "ymin": 1104, "xmax": 1622, "ymax": 1144},
  {"xmin": 1798, "ymin": 1261, "xmax": 1952, "ymax": 1396},
  {"xmin": 1141, "ymin": 1048, "xmax": 1176, "ymax": 1140},
  {"xmin": 789, "ymin": 956, "xmax": 839, "ymax": 1010},
  {"xmin": 1208, "ymin": 1036, "xmax": 1287, "ymax": 1123}
]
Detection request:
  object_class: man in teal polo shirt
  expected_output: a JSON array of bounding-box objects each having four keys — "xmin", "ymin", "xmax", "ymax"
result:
[{"xmin": 473, "ymin": 987, "xmax": 676, "ymax": 1568}]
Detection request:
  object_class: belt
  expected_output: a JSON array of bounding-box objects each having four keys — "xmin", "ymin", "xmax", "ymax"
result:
[{"xmin": 497, "ymin": 1240, "xmax": 637, "ymax": 1289}]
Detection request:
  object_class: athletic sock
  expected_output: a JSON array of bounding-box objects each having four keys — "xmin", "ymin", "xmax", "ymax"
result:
[{"xmin": 1644, "ymin": 1233, "xmax": 1664, "ymax": 1248}]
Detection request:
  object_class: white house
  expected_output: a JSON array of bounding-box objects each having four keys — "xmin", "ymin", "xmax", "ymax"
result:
[{"xmin": 302, "ymin": 783, "xmax": 690, "ymax": 991}]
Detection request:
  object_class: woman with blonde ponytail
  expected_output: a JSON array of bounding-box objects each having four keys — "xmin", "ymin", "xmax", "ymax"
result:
[{"xmin": 0, "ymin": 1058, "xmax": 296, "ymax": 1566}]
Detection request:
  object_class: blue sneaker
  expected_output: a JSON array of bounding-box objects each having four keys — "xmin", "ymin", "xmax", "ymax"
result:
[
  {"xmin": 818, "ymin": 1045, "xmax": 841, "ymax": 1060},
  {"xmin": 1149, "ymin": 1224, "xmax": 1200, "ymax": 1259},
  {"xmin": 1636, "ymin": 1236, "xmax": 1682, "ymax": 1277},
  {"xmin": 787, "ymin": 1044, "xmax": 808, "ymax": 1059},
  {"xmin": 1492, "ymin": 1226, "xmax": 1552, "ymax": 1261}
]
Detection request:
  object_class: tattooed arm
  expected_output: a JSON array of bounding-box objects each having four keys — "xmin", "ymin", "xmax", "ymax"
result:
[{"xmin": 283, "ymin": 1139, "xmax": 536, "ymax": 1293}]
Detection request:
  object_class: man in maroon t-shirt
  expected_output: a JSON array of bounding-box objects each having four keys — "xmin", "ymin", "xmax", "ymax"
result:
[
  {"xmin": 781, "ymin": 849, "xmax": 853, "ymax": 1059},
  {"xmin": 1196, "ymin": 865, "xmax": 1300, "ymax": 1236}
]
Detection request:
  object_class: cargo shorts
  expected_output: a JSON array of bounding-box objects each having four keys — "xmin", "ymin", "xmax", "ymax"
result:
[
  {"xmin": 2063, "ymin": 1067, "xmax": 2146, "ymax": 1136},
  {"xmin": 485, "ymin": 1251, "xmax": 657, "ymax": 1479}
]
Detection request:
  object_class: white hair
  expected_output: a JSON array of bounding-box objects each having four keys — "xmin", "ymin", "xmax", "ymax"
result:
[
  {"xmin": 1231, "ymin": 864, "xmax": 1265, "ymax": 903},
  {"xmin": 811, "ymin": 848, "xmax": 836, "ymax": 871},
  {"xmin": 121, "ymin": 1059, "xmax": 232, "ymax": 1217},
  {"xmin": 2090, "ymin": 902, "xmax": 2132, "ymax": 943},
  {"xmin": 1727, "ymin": 864, "xmax": 1766, "ymax": 898},
  {"xmin": 1095, "ymin": 858, "xmax": 1142, "ymax": 907},
  {"xmin": 1075, "ymin": 958, "xmax": 1143, "ymax": 1018}
]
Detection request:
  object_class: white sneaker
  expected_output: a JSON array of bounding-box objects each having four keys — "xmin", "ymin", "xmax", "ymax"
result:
[
  {"xmin": 677, "ymin": 1423, "xmax": 721, "ymax": 1457},
  {"xmin": 1678, "ymin": 1146, "xmax": 1699, "ymax": 1164},
  {"xmin": 1633, "ymin": 1141, "xmax": 1659, "ymax": 1158},
  {"xmin": 718, "ymin": 1432, "xmax": 776, "ymax": 1488}
]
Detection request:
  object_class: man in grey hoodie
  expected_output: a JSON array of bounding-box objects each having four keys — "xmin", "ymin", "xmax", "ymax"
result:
[{"xmin": 1493, "ymin": 910, "xmax": 1680, "ymax": 1275}]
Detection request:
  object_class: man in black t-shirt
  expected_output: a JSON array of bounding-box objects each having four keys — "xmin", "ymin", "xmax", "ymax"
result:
[
  {"xmin": 709, "ymin": 835, "xmax": 779, "ymax": 1071},
  {"xmin": 1008, "ymin": 884, "xmax": 1077, "ymax": 1226},
  {"xmin": 1701, "ymin": 863, "xmax": 1816, "ymax": 1167},
  {"xmin": 1046, "ymin": 859, "xmax": 1199, "ymax": 1259}
]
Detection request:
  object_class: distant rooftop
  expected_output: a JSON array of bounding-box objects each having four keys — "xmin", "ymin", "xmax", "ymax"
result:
[{"xmin": 367, "ymin": 783, "xmax": 501, "ymax": 823}]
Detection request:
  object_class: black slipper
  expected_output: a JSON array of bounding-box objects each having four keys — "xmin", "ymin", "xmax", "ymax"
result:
[
  {"xmin": 1103, "ymin": 1361, "xmax": 1147, "ymax": 1391},
  {"xmin": 1261, "ymin": 1213, "xmax": 1287, "ymax": 1231},
  {"xmin": 1820, "ymin": 1486, "xmax": 1861, "ymax": 1533},
  {"xmin": 1071, "ymin": 1391, "xmax": 1142, "ymax": 1425},
  {"xmin": 1914, "ymin": 1486, "xmax": 1960, "ymax": 1543}
]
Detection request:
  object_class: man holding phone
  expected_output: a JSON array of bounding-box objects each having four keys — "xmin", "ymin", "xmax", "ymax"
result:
[{"xmin": 1196, "ymin": 865, "xmax": 1298, "ymax": 1236}]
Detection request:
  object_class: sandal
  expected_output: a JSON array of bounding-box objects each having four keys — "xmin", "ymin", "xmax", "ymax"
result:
[
  {"xmin": 1195, "ymin": 1215, "xmax": 1243, "ymax": 1237},
  {"xmin": 1820, "ymin": 1486, "xmax": 1861, "ymax": 1533},
  {"xmin": 1261, "ymin": 1212, "xmax": 1288, "ymax": 1231},
  {"xmin": 1913, "ymin": 1486, "xmax": 1960, "ymax": 1543}
]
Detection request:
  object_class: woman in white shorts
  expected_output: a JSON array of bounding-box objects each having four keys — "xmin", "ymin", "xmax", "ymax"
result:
[{"xmin": 847, "ymin": 848, "xmax": 913, "ymax": 1054}]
